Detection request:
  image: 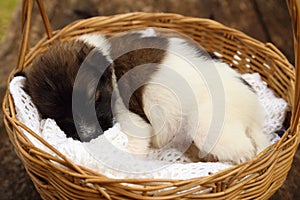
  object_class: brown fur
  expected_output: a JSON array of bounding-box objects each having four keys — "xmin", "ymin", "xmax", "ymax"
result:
[
  {"xmin": 24, "ymin": 41, "xmax": 93, "ymax": 118},
  {"xmin": 23, "ymin": 40, "xmax": 113, "ymax": 140},
  {"xmin": 109, "ymin": 33, "xmax": 168, "ymax": 123}
]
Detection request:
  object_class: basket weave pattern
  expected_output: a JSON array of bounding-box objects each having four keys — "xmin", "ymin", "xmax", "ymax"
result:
[{"xmin": 2, "ymin": 0, "xmax": 300, "ymax": 199}]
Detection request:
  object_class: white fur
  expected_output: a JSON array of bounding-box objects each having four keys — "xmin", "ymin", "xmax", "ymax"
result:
[
  {"xmin": 79, "ymin": 31, "xmax": 271, "ymax": 163},
  {"xmin": 111, "ymin": 68, "xmax": 152, "ymax": 155},
  {"xmin": 138, "ymin": 28, "xmax": 157, "ymax": 38},
  {"xmin": 140, "ymin": 37, "xmax": 271, "ymax": 164},
  {"xmin": 78, "ymin": 34, "xmax": 112, "ymax": 62}
]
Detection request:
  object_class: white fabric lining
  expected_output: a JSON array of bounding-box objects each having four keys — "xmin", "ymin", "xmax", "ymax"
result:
[{"xmin": 9, "ymin": 72, "xmax": 288, "ymax": 180}]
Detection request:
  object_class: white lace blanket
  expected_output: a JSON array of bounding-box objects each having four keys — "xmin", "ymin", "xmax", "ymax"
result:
[{"xmin": 9, "ymin": 73, "xmax": 288, "ymax": 180}]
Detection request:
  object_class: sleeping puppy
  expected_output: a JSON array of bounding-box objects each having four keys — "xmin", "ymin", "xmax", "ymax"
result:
[{"xmin": 22, "ymin": 28, "xmax": 271, "ymax": 164}]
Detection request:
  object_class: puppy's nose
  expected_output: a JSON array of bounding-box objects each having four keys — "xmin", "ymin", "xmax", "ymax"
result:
[{"xmin": 77, "ymin": 124, "xmax": 103, "ymax": 142}]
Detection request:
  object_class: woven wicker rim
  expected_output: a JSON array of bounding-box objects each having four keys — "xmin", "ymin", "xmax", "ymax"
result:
[{"xmin": 2, "ymin": 0, "xmax": 300, "ymax": 199}]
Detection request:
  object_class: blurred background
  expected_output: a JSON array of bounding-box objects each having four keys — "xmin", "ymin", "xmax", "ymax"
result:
[
  {"xmin": 0, "ymin": 1, "xmax": 18, "ymax": 40},
  {"xmin": 0, "ymin": 0, "xmax": 298, "ymax": 199}
]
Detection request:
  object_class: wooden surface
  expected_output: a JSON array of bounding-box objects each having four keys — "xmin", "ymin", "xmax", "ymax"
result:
[{"xmin": 0, "ymin": 0, "xmax": 297, "ymax": 199}]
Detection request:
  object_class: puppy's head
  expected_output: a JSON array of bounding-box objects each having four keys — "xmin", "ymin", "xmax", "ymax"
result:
[
  {"xmin": 23, "ymin": 40, "xmax": 114, "ymax": 141},
  {"xmin": 71, "ymin": 48, "xmax": 114, "ymax": 141}
]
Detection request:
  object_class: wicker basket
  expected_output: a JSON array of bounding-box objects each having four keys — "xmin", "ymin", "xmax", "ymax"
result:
[{"xmin": 2, "ymin": 0, "xmax": 300, "ymax": 199}]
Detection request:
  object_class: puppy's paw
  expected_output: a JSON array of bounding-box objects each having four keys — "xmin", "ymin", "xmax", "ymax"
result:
[
  {"xmin": 206, "ymin": 142, "xmax": 256, "ymax": 165},
  {"xmin": 195, "ymin": 122, "xmax": 259, "ymax": 164},
  {"xmin": 127, "ymin": 137, "xmax": 150, "ymax": 156},
  {"xmin": 234, "ymin": 150, "xmax": 256, "ymax": 164}
]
